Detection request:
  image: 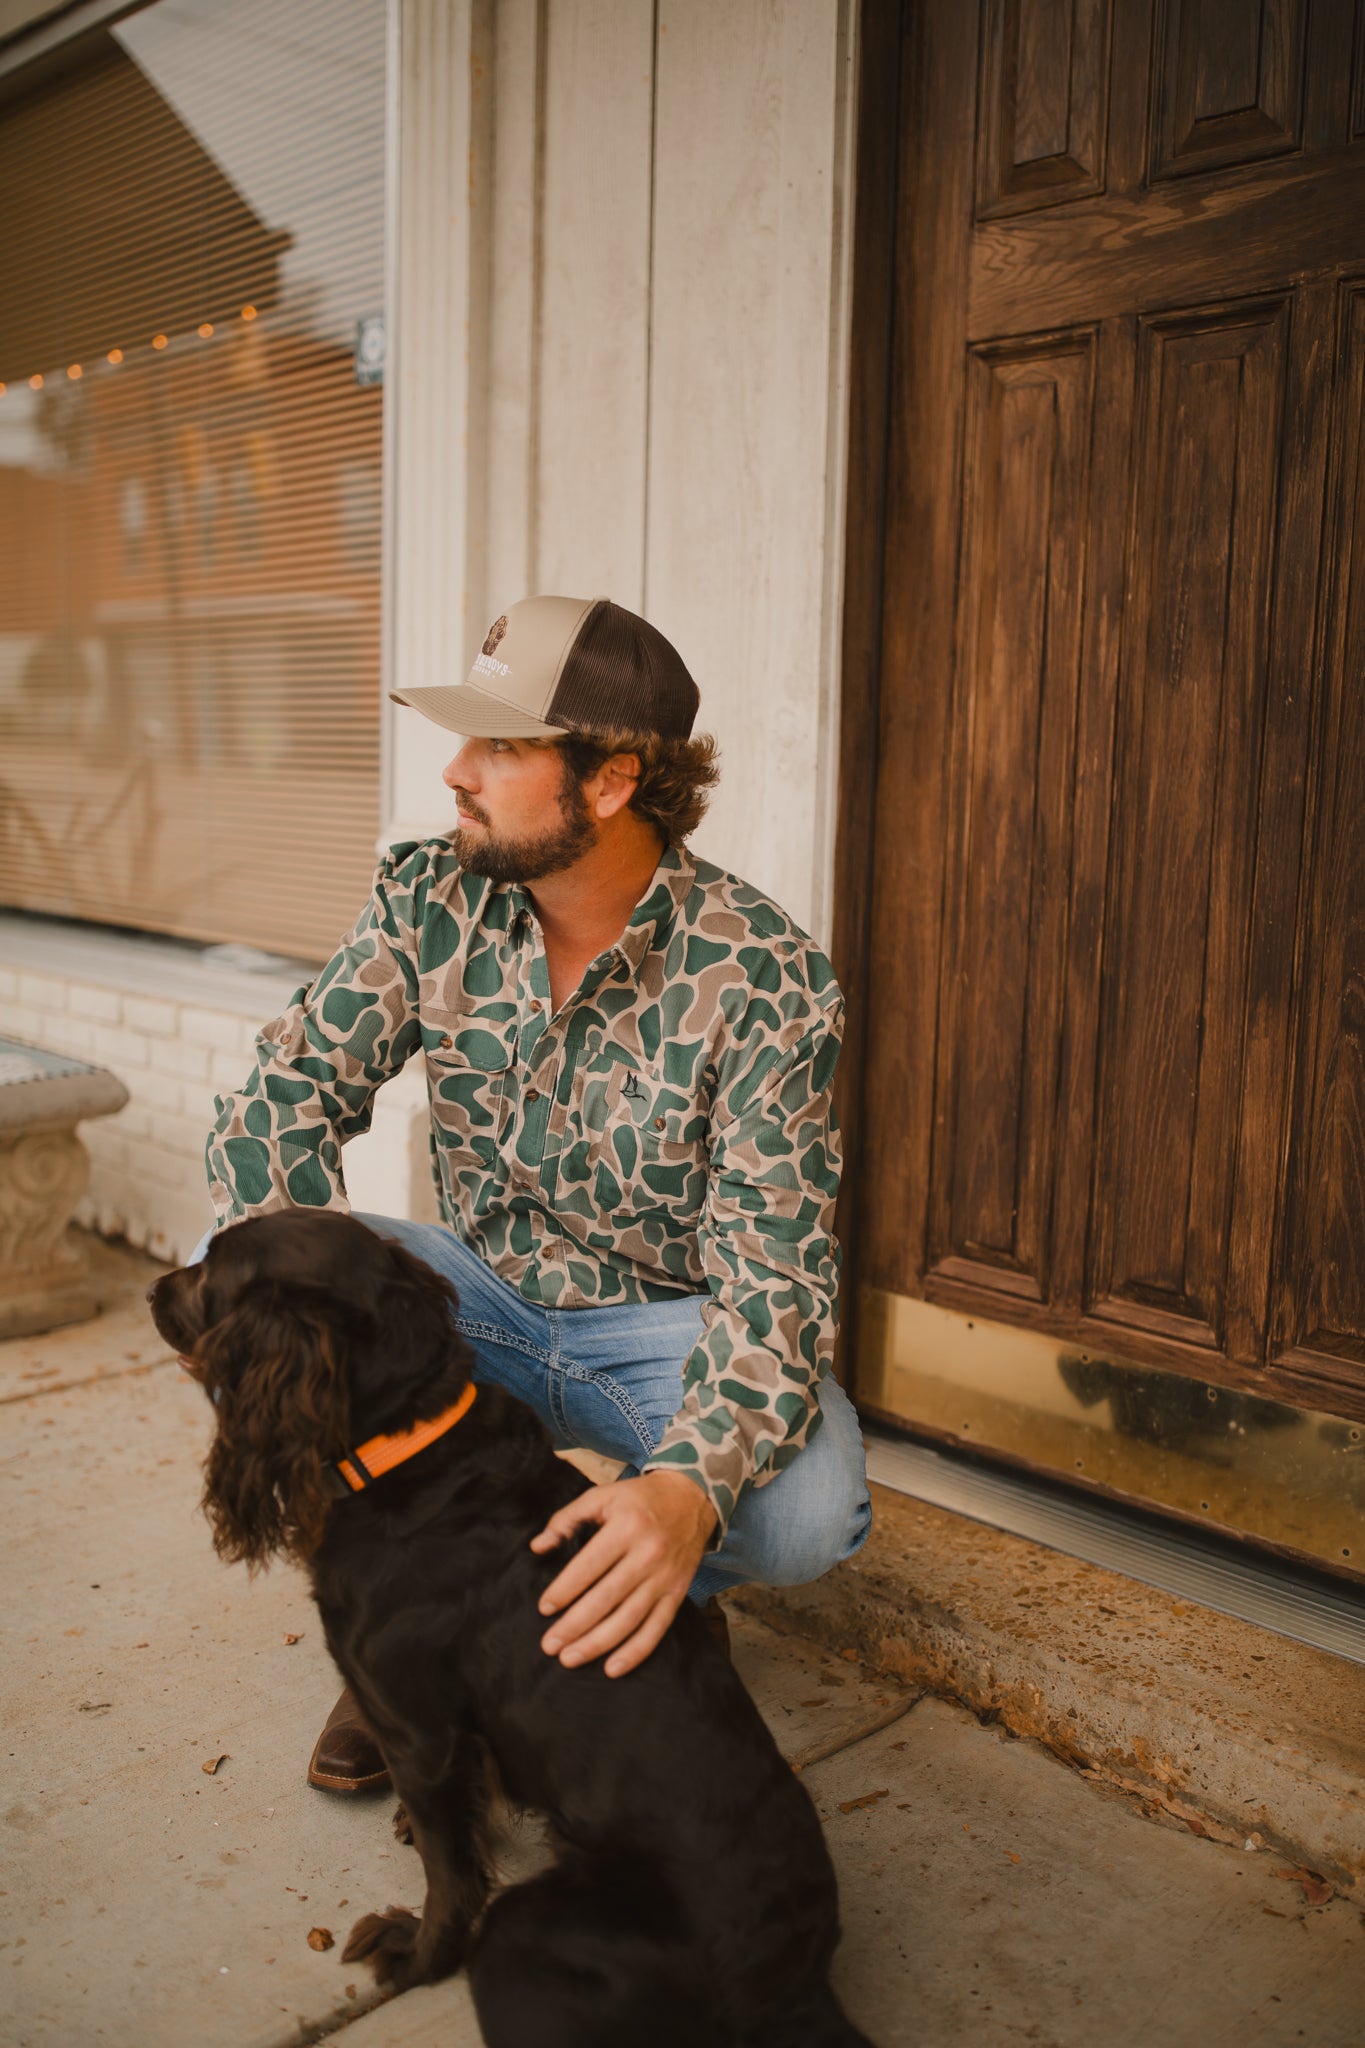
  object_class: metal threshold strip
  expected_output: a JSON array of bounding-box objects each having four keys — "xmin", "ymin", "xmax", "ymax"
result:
[{"xmin": 864, "ymin": 1432, "xmax": 1365, "ymax": 1668}]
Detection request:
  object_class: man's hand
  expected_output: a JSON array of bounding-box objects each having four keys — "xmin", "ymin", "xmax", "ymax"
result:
[{"xmin": 529, "ymin": 1470, "xmax": 719, "ymax": 1679}]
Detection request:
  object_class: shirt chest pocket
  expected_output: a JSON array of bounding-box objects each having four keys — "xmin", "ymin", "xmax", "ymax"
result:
[
  {"xmin": 589, "ymin": 1072, "xmax": 710, "ymax": 1216},
  {"xmin": 424, "ymin": 1016, "xmax": 515, "ymax": 1170}
]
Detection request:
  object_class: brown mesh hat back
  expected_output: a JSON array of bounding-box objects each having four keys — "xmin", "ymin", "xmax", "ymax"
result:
[{"xmin": 547, "ymin": 600, "xmax": 699, "ymax": 739}]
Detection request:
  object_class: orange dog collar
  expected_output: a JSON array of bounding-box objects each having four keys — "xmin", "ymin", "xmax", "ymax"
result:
[{"xmin": 332, "ymin": 1382, "xmax": 478, "ymax": 1493}]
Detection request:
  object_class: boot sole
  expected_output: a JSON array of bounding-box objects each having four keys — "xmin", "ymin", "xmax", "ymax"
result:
[{"xmin": 306, "ymin": 1760, "xmax": 392, "ymax": 1793}]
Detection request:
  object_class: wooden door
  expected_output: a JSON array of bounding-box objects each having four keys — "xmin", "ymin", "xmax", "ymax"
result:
[{"xmin": 857, "ymin": 0, "xmax": 1365, "ymax": 1422}]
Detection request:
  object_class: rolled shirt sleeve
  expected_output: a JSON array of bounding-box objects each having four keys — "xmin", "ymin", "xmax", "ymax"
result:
[
  {"xmin": 205, "ymin": 855, "xmax": 422, "ymax": 1227},
  {"xmin": 642, "ymin": 1008, "xmax": 844, "ymax": 1535}
]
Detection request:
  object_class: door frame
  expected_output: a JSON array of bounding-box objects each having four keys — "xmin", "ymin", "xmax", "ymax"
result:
[{"xmin": 830, "ymin": 0, "xmax": 904, "ymax": 1391}]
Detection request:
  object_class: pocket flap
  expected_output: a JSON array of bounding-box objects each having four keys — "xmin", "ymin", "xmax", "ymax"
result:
[{"xmin": 424, "ymin": 1016, "xmax": 514, "ymax": 1071}]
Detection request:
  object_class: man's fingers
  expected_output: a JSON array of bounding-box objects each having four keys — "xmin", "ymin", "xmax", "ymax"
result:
[
  {"xmin": 528, "ymin": 1485, "xmax": 611, "ymax": 1553},
  {"xmin": 539, "ymin": 1555, "xmax": 644, "ymax": 1653},
  {"xmin": 603, "ymin": 1595, "xmax": 679, "ymax": 1679},
  {"xmin": 537, "ymin": 1519, "xmax": 632, "ymax": 1617},
  {"xmin": 551, "ymin": 1582, "xmax": 659, "ymax": 1668}
]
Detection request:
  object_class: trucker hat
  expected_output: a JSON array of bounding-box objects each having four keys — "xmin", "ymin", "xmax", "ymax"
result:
[{"xmin": 389, "ymin": 595, "xmax": 700, "ymax": 741}]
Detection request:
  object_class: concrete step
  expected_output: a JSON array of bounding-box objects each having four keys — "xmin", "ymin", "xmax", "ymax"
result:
[{"xmin": 733, "ymin": 1476, "xmax": 1365, "ymax": 1902}]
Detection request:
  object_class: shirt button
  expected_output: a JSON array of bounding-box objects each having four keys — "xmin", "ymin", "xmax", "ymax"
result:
[
  {"xmin": 654, "ymin": 1115, "xmax": 666, "ymax": 1131},
  {"xmin": 529, "ymin": 999, "xmax": 542, "ymax": 1012},
  {"xmin": 439, "ymin": 1034, "xmax": 453, "ymax": 1049},
  {"xmin": 527, "ymin": 1088, "xmax": 540, "ymax": 1103}
]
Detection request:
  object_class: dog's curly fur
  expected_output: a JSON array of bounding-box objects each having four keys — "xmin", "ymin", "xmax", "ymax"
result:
[{"xmin": 149, "ymin": 1211, "xmax": 873, "ymax": 2048}]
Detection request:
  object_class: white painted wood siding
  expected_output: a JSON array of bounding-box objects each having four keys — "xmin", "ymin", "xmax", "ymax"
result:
[{"xmin": 385, "ymin": 0, "xmax": 855, "ymax": 946}]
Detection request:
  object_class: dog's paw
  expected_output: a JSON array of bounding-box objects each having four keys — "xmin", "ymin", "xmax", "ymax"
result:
[
  {"xmin": 392, "ymin": 1802, "xmax": 414, "ymax": 1846},
  {"xmin": 342, "ymin": 1905, "xmax": 421, "ymax": 1986}
]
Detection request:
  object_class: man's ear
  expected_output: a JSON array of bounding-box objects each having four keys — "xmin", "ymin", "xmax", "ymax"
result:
[
  {"xmin": 592, "ymin": 751, "xmax": 642, "ymax": 820},
  {"xmin": 198, "ymin": 1291, "xmax": 351, "ymax": 1570}
]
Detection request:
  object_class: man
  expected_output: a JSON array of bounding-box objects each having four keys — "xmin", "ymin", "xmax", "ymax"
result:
[{"xmin": 204, "ymin": 593, "xmax": 871, "ymax": 1794}]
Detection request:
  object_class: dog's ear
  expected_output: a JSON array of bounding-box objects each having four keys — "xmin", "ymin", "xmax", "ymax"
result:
[
  {"xmin": 197, "ymin": 1288, "xmax": 352, "ymax": 1570},
  {"xmin": 380, "ymin": 1240, "xmax": 461, "ymax": 1384}
]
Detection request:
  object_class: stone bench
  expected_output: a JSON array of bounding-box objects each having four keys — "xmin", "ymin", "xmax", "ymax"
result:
[{"xmin": 0, "ymin": 1038, "xmax": 129, "ymax": 1339}]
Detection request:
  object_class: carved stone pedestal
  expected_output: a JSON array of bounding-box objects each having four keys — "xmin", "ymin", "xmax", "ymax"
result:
[{"xmin": 0, "ymin": 1041, "xmax": 129, "ymax": 1340}]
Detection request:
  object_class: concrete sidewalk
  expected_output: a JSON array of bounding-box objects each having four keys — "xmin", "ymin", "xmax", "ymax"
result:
[{"xmin": 4, "ymin": 1235, "xmax": 1363, "ymax": 2047}]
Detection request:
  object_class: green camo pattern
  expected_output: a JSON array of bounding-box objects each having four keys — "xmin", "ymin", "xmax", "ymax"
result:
[{"xmin": 205, "ymin": 840, "xmax": 844, "ymax": 1533}]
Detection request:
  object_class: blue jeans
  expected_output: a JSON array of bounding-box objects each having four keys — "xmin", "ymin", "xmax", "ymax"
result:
[{"xmin": 190, "ymin": 1213, "xmax": 872, "ymax": 1605}]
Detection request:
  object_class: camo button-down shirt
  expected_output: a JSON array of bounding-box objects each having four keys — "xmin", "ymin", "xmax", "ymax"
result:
[{"xmin": 205, "ymin": 838, "xmax": 844, "ymax": 1534}]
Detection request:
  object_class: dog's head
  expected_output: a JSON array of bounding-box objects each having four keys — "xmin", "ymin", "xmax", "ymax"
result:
[{"xmin": 148, "ymin": 1212, "xmax": 467, "ymax": 1569}]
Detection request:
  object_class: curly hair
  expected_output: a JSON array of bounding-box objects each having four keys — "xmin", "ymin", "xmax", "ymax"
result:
[{"xmin": 555, "ymin": 726, "xmax": 721, "ymax": 844}]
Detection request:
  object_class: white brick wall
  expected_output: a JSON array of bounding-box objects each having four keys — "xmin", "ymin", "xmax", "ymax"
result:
[
  {"xmin": 0, "ymin": 976, "xmax": 237, "ymax": 1262},
  {"xmin": 1, "ymin": 926, "xmax": 439, "ymax": 1266}
]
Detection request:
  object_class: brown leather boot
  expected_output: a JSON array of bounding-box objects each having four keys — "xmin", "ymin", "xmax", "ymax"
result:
[{"xmin": 307, "ymin": 1685, "xmax": 390, "ymax": 1793}]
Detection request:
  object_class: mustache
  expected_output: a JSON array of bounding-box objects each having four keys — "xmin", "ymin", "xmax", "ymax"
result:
[{"xmin": 452, "ymin": 790, "xmax": 491, "ymax": 826}]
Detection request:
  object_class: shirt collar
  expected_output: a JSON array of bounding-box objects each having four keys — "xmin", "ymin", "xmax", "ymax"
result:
[
  {"xmin": 498, "ymin": 842, "xmax": 694, "ymax": 972},
  {"xmin": 612, "ymin": 841, "xmax": 694, "ymax": 975}
]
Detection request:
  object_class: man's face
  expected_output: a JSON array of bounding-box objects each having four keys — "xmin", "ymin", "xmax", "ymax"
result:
[{"xmin": 442, "ymin": 737, "xmax": 596, "ymax": 883}]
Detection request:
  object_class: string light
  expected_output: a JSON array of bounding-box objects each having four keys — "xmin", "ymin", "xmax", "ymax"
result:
[
  {"xmin": 0, "ymin": 383, "xmax": 6, "ymax": 397},
  {"xmin": 14, "ymin": 317, "xmax": 246, "ymax": 389}
]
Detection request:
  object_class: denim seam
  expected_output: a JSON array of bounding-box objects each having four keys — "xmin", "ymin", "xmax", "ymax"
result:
[
  {"xmin": 545, "ymin": 1311, "xmax": 569, "ymax": 1436},
  {"xmin": 562, "ymin": 1362, "xmax": 657, "ymax": 1460},
  {"xmin": 453, "ymin": 1314, "xmax": 552, "ymax": 1366}
]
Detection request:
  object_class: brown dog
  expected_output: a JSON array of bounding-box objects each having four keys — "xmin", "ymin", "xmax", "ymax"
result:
[{"xmin": 149, "ymin": 1210, "xmax": 873, "ymax": 2047}]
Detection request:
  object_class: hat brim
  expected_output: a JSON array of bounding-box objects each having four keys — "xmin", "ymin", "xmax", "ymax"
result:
[{"xmin": 388, "ymin": 680, "xmax": 569, "ymax": 740}]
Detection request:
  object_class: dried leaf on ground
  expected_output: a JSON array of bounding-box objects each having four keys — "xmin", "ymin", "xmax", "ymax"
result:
[
  {"xmin": 307, "ymin": 1927, "xmax": 334, "ymax": 1952},
  {"xmin": 838, "ymin": 1789, "xmax": 890, "ymax": 1814},
  {"xmin": 283, "ymin": 1633, "xmax": 303, "ymax": 1645},
  {"xmin": 201, "ymin": 1754, "xmax": 229, "ymax": 1776},
  {"xmin": 1272, "ymin": 1866, "xmax": 1333, "ymax": 1907}
]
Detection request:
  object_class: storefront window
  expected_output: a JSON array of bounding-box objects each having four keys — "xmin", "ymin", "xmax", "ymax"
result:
[{"xmin": 0, "ymin": 0, "xmax": 388, "ymax": 959}]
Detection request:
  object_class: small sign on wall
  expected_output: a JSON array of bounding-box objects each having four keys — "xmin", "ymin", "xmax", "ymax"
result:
[{"xmin": 354, "ymin": 314, "xmax": 385, "ymax": 387}]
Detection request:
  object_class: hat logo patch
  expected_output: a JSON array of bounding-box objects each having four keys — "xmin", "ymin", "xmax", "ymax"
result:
[{"xmin": 482, "ymin": 615, "xmax": 509, "ymax": 658}]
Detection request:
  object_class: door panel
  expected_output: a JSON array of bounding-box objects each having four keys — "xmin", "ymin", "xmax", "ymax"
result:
[
  {"xmin": 1091, "ymin": 302, "xmax": 1288, "ymax": 1343},
  {"xmin": 975, "ymin": 0, "xmax": 1113, "ymax": 215},
  {"xmin": 930, "ymin": 335, "xmax": 1094, "ymax": 1299},
  {"xmin": 1277, "ymin": 284, "xmax": 1365, "ymax": 1382},
  {"xmin": 1149, "ymin": 0, "xmax": 1309, "ymax": 178},
  {"xmin": 860, "ymin": 0, "xmax": 1365, "ymax": 1422}
]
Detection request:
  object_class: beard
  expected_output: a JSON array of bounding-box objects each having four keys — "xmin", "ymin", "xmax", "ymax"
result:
[{"xmin": 450, "ymin": 767, "xmax": 597, "ymax": 883}]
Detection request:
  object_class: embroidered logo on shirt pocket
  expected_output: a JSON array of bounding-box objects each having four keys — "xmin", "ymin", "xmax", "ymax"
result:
[{"xmin": 592, "ymin": 1072, "xmax": 707, "ymax": 1214}]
